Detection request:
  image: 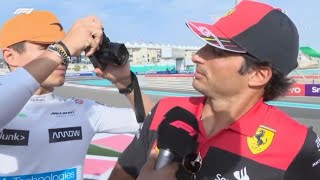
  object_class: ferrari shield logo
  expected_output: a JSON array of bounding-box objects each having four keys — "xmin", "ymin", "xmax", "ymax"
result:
[{"xmin": 247, "ymin": 126, "xmax": 275, "ymax": 155}]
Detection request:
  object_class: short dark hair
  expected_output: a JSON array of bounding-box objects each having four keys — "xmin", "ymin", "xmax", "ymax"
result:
[
  {"xmin": 239, "ymin": 54, "xmax": 294, "ymax": 101},
  {"xmin": 8, "ymin": 41, "xmax": 26, "ymax": 54}
]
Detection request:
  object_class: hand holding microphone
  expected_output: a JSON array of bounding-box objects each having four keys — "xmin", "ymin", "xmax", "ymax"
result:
[
  {"xmin": 155, "ymin": 106, "xmax": 200, "ymax": 170},
  {"xmin": 137, "ymin": 149, "xmax": 179, "ymax": 180},
  {"xmin": 136, "ymin": 106, "xmax": 200, "ymax": 180}
]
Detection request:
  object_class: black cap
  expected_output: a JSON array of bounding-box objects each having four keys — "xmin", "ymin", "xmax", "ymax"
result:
[{"xmin": 186, "ymin": 0, "xmax": 299, "ymax": 75}]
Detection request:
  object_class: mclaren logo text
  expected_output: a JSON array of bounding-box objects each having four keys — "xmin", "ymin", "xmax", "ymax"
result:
[
  {"xmin": 49, "ymin": 127, "xmax": 82, "ymax": 143},
  {"xmin": 51, "ymin": 110, "xmax": 75, "ymax": 117}
]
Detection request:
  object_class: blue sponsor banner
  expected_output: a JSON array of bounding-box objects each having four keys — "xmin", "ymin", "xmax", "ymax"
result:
[
  {"xmin": 66, "ymin": 72, "xmax": 95, "ymax": 77},
  {"xmin": 305, "ymin": 84, "xmax": 320, "ymax": 96},
  {"xmin": 79, "ymin": 72, "xmax": 95, "ymax": 76},
  {"xmin": 135, "ymin": 70, "xmax": 193, "ymax": 75},
  {"xmin": 0, "ymin": 168, "xmax": 77, "ymax": 180}
]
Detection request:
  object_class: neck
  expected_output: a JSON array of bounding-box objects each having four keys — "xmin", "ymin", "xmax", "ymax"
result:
[
  {"xmin": 201, "ymin": 92, "xmax": 262, "ymax": 136},
  {"xmin": 34, "ymin": 86, "xmax": 54, "ymax": 95},
  {"xmin": 9, "ymin": 67, "xmax": 54, "ymax": 95}
]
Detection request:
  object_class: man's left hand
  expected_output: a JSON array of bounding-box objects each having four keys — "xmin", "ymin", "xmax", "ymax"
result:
[{"xmin": 94, "ymin": 62, "xmax": 131, "ymax": 89}]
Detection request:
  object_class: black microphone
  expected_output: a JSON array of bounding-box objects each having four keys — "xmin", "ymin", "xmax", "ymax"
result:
[{"xmin": 155, "ymin": 106, "xmax": 199, "ymax": 170}]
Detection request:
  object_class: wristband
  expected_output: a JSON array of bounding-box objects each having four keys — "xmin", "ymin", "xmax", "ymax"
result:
[
  {"xmin": 47, "ymin": 44, "xmax": 71, "ymax": 65},
  {"xmin": 57, "ymin": 41, "xmax": 71, "ymax": 58},
  {"xmin": 118, "ymin": 71, "xmax": 136, "ymax": 94}
]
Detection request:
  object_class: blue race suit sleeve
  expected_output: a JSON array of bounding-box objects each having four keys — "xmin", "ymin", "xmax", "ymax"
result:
[{"xmin": 0, "ymin": 68, "xmax": 39, "ymax": 129}]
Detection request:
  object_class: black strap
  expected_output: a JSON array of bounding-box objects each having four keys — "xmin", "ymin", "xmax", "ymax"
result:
[{"xmin": 131, "ymin": 71, "xmax": 146, "ymax": 123}]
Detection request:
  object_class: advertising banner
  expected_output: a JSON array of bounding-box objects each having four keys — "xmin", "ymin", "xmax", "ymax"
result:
[
  {"xmin": 286, "ymin": 84, "xmax": 305, "ymax": 96},
  {"xmin": 305, "ymin": 84, "xmax": 320, "ymax": 96}
]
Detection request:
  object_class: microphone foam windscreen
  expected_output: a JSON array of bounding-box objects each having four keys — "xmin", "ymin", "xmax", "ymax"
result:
[{"xmin": 157, "ymin": 106, "xmax": 199, "ymax": 157}]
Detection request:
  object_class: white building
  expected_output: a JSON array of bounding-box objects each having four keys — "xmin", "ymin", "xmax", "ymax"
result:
[{"xmin": 124, "ymin": 42, "xmax": 199, "ymax": 71}]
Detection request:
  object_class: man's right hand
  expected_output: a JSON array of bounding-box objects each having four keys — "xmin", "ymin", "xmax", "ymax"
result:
[
  {"xmin": 60, "ymin": 16, "xmax": 103, "ymax": 57},
  {"xmin": 137, "ymin": 150, "xmax": 178, "ymax": 180}
]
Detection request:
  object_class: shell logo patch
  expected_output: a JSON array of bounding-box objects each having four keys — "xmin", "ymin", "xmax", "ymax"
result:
[{"xmin": 247, "ymin": 126, "xmax": 275, "ymax": 155}]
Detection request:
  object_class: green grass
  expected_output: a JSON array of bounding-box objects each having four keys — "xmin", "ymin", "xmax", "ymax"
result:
[{"xmin": 87, "ymin": 144, "xmax": 121, "ymax": 157}]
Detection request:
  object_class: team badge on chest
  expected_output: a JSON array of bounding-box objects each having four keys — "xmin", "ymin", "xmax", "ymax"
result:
[{"xmin": 247, "ymin": 125, "xmax": 275, "ymax": 155}]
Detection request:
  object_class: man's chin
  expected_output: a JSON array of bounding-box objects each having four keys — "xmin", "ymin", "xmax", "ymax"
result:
[
  {"xmin": 56, "ymin": 81, "xmax": 65, "ymax": 86},
  {"xmin": 56, "ymin": 77, "xmax": 66, "ymax": 86},
  {"xmin": 192, "ymin": 81, "xmax": 204, "ymax": 94},
  {"xmin": 41, "ymin": 80, "xmax": 65, "ymax": 88}
]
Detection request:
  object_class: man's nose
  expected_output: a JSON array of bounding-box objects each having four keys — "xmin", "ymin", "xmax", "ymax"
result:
[{"xmin": 191, "ymin": 53, "xmax": 200, "ymax": 63}]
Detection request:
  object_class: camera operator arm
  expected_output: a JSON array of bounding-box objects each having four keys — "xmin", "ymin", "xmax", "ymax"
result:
[
  {"xmin": 88, "ymin": 32, "xmax": 154, "ymax": 123},
  {"xmin": 113, "ymin": 71, "xmax": 154, "ymax": 123}
]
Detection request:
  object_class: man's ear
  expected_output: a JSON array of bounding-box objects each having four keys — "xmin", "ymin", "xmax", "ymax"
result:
[
  {"xmin": 2, "ymin": 48, "xmax": 18, "ymax": 67},
  {"xmin": 248, "ymin": 66, "xmax": 272, "ymax": 87}
]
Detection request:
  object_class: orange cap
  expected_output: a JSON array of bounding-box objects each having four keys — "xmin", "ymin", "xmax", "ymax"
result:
[{"xmin": 0, "ymin": 10, "xmax": 65, "ymax": 48}]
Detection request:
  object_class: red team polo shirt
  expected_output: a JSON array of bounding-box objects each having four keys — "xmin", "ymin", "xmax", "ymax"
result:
[{"xmin": 118, "ymin": 96, "xmax": 320, "ymax": 180}]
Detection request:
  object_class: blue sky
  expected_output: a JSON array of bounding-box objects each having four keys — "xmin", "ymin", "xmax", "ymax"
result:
[{"xmin": 0, "ymin": 0, "xmax": 319, "ymax": 50}]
